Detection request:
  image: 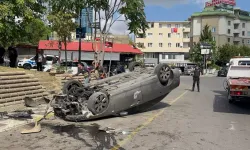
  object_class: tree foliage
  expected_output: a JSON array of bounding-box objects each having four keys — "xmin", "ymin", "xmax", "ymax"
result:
[
  {"xmin": 0, "ymin": 0, "xmax": 49, "ymax": 47},
  {"xmin": 189, "ymin": 24, "xmax": 216, "ymax": 66},
  {"xmin": 216, "ymin": 44, "xmax": 250, "ymax": 66}
]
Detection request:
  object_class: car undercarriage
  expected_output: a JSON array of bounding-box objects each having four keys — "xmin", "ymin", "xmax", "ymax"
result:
[{"xmin": 51, "ymin": 63, "xmax": 180, "ymax": 121}]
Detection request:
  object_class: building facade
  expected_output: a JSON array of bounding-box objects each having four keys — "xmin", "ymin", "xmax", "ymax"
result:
[
  {"xmin": 135, "ymin": 21, "xmax": 191, "ymax": 66},
  {"xmin": 190, "ymin": 0, "xmax": 250, "ymax": 48},
  {"xmin": 75, "ymin": 8, "xmax": 94, "ymax": 34}
]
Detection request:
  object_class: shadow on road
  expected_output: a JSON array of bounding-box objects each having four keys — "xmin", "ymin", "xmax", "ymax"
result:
[{"xmin": 213, "ymin": 90, "xmax": 250, "ymax": 115}]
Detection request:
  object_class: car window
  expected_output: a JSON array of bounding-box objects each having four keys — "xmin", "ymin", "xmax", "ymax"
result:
[
  {"xmin": 46, "ymin": 56, "xmax": 54, "ymax": 61},
  {"xmin": 238, "ymin": 61, "xmax": 250, "ymax": 66}
]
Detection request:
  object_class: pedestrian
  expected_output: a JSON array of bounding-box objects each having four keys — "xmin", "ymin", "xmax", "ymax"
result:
[
  {"xmin": 8, "ymin": 44, "xmax": 18, "ymax": 68},
  {"xmin": 68, "ymin": 62, "xmax": 91, "ymax": 85},
  {"xmin": 0, "ymin": 46, "xmax": 5, "ymax": 66},
  {"xmin": 34, "ymin": 50, "xmax": 45, "ymax": 71},
  {"xmin": 192, "ymin": 66, "xmax": 201, "ymax": 92}
]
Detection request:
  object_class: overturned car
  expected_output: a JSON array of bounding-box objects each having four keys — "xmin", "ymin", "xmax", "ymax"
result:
[{"xmin": 51, "ymin": 63, "xmax": 180, "ymax": 121}]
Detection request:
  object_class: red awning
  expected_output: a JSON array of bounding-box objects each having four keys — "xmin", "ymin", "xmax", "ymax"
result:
[{"xmin": 38, "ymin": 40, "xmax": 142, "ymax": 54}]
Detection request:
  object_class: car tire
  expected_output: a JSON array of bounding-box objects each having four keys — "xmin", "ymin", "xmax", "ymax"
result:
[
  {"xmin": 23, "ymin": 64, "xmax": 31, "ymax": 70},
  {"xmin": 87, "ymin": 91, "xmax": 109, "ymax": 115},
  {"xmin": 154, "ymin": 63, "xmax": 173, "ymax": 86},
  {"xmin": 128, "ymin": 61, "xmax": 140, "ymax": 71},
  {"xmin": 62, "ymin": 80, "xmax": 83, "ymax": 94}
]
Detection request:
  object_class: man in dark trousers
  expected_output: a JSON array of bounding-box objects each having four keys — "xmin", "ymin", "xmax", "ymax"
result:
[
  {"xmin": 192, "ymin": 66, "xmax": 201, "ymax": 92},
  {"xmin": 0, "ymin": 46, "xmax": 5, "ymax": 66},
  {"xmin": 8, "ymin": 44, "xmax": 18, "ymax": 68},
  {"xmin": 34, "ymin": 50, "xmax": 45, "ymax": 71}
]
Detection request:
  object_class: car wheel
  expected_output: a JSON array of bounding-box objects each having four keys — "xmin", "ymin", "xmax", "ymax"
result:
[
  {"xmin": 23, "ymin": 64, "xmax": 31, "ymax": 70},
  {"xmin": 154, "ymin": 63, "xmax": 173, "ymax": 85},
  {"xmin": 128, "ymin": 61, "xmax": 140, "ymax": 71},
  {"xmin": 87, "ymin": 92, "xmax": 109, "ymax": 115},
  {"xmin": 62, "ymin": 80, "xmax": 83, "ymax": 94}
]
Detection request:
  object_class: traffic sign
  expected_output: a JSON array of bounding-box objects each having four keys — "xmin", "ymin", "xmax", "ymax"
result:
[
  {"xmin": 76, "ymin": 27, "xmax": 86, "ymax": 38},
  {"xmin": 89, "ymin": 22, "xmax": 100, "ymax": 29}
]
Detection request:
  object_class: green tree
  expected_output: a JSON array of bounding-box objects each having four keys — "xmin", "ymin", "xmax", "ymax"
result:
[
  {"xmin": 19, "ymin": 18, "xmax": 51, "ymax": 45},
  {"xmin": 216, "ymin": 44, "xmax": 250, "ymax": 66},
  {"xmin": 0, "ymin": 0, "xmax": 46, "ymax": 48},
  {"xmin": 49, "ymin": 0, "xmax": 149, "ymax": 66},
  {"xmin": 47, "ymin": 11, "xmax": 77, "ymax": 67},
  {"xmin": 189, "ymin": 24, "xmax": 216, "ymax": 67},
  {"xmin": 189, "ymin": 43, "xmax": 203, "ymax": 66}
]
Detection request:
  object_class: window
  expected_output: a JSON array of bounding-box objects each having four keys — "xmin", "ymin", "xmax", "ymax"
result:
[
  {"xmin": 242, "ymin": 39, "xmax": 245, "ymax": 44},
  {"xmin": 228, "ymin": 21, "xmax": 231, "ymax": 26},
  {"xmin": 175, "ymin": 24, "xmax": 180, "ymax": 28},
  {"xmin": 242, "ymin": 31, "xmax": 245, "ymax": 36},
  {"xmin": 167, "ymin": 24, "xmax": 171, "ymax": 28},
  {"xmin": 168, "ymin": 33, "xmax": 171, "ymax": 38},
  {"xmin": 162, "ymin": 54, "xmax": 165, "ymax": 59},
  {"xmin": 148, "ymin": 33, "xmax": 153, "ymax": 36},
  {"xmin": 228, "ymin": 38, "xmax": 230, "ymax": 42},
  {"xmin": 159, "ymin": 33, "xmax": 163, "ymax": 36},
  {"xmin": 148, "ymin": 22, "xmax": 154, "ymax": 28},
  {"xmin": 228, "ymin": 29, "xmax": 231, "ymax": 34},
  {"xmin": 177, "ymin": 33, "xmax": 180, "ymax": 38},
  {"xmin": 168, "ymin": 43, "xmax": 171, "ymax": 47},
  {"xmin": 242, "ymin": 23, "xmax": 245, "ymax": 28},
  {"xmin": 238, "ymin": 61, "xmax": 250, "ymax": 66},
  {"xmin": 213, "ymin": 36, "xmax": 216, "ymax": 41},
  {"xmin": 148, "ymin": 43, "xmax": 153, "ymax": 47},
  {"xmin": 176, "ymin": 43, "xmax": 180, "ymax": 47},
  {"xmin": 247, "ymin": 31, "xmax": 250, "ymax": 37},
  {"xmin": 248, "ymin": 40, "xmax": 250, "ymax": 44},
  {"xmin": 168, "ymin": 55, "xmax": 176, "ymax": 59},
  {"xmin": 212, "ymin": 27, "xmax": 216, "ymax": 32},
  {"xmin": 159, "ymin": 24, "xmax": 162, "ymax": 28},
  {"xmin": 159, "ymin": 43, "xmax": 163, "ymax": 47}
]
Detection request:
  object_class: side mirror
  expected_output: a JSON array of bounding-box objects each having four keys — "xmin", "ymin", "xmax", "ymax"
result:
[{"xmin": 226, "ymin": 63, "xmax": 229, "ymax": 66}]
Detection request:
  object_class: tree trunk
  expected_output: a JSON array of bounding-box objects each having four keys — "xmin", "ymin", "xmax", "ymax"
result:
[
  {"xmin": 58, "ymin": 41, "xmax": 62, "ymax": 65},
  {"xmin": 64, "ymin": 39, "xmax": 67, "ymax": 71}
]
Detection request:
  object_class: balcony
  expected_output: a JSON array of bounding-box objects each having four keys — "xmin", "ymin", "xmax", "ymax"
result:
[
  {"xmin": 233, "ymin": 37, "xmax": 241, "ymax": 42},
  {"xmin": 233, "ymin": 19, "xmax": 240, "ymax": 24},
  {"xmin": 233, "ymin": 29, "xmax": 240, "ymax": 33},
  {"xmin": 183, "ymin": 38, "xmax": 190, "ymax": 42},
  {"xmin": 182, "ymin": 28, "xmax": 190, "ymax": 32}
]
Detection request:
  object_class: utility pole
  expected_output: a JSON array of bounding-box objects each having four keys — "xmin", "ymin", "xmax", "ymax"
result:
[{"xmin": 78, "ymin": 9, "xmax": 82, "ymax": 63}]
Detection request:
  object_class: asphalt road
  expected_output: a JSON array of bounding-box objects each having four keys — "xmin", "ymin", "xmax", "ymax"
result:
[{"xmin": 1, "ymin": 76, "xmax": 250, "ymax": 150}]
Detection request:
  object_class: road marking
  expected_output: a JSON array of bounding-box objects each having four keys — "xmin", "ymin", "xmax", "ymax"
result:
[{"xmin": 111, "ymin": 90, "xmax": 188, "ymax": 150}]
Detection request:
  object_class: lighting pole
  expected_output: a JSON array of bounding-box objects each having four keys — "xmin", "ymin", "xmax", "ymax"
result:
[{"xmin": 78, "ymin": 9, "xmax": 82, "ymax": 63}]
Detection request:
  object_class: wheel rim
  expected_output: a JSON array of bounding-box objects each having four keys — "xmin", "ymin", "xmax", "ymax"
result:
[
  {"xmin": 160, "ymin": 66, "xmax": 171, "ymax": 81},
  {"xmin": 67, "ymin": 84, "xmax": 79, "ymax": 95},
  {"xmin": 94, "ymin": 94, "xmax": 108, "ymax": 113}
]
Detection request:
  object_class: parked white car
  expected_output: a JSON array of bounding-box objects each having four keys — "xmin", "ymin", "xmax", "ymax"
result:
[{"xmin": 18, "ymin": 55, "xmax": 58, "ymax": 72}]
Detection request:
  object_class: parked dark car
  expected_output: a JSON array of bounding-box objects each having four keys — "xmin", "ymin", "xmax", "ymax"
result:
[
  {"xmin": 52, "ymin": 62, "xmax": 180, "ymax": 121},
  {"xmin": 217, "ymin": 67, "xmax": 228, "ymax": 77}
]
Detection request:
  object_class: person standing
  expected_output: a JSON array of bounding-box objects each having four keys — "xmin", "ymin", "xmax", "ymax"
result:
[
  {"xmin": 34, "ymin": 50, "xmax": 45, "ymax": 71},
  {"xmin": 0, "ymin": 46, "xmax": 5, "ymax": 66},
  {"xmin": 192, "ymin": 66, "xmax": 201, "ymax": 92},
  {"xmin": 8, "ymin": 44, "xmax": 18, "ymax": 68}
]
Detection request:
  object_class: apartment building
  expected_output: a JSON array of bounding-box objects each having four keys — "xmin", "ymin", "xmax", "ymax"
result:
[
  {"xmin": 190, "ymin": 0, "xmax": 250, "ymax": 47},
  {"xmin": 135, "ymin": 21, "xmax": 191, "ymax": 66}
]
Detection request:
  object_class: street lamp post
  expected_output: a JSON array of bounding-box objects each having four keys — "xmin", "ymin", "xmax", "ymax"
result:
[{"xmin": 78, "ymin": 9, "xmax": 82, "ymax": 64}]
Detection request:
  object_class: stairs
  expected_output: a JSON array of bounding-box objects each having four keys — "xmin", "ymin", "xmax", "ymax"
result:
[{"xmin": 0, "ymin": 71, "xmax": 48, "ymax": 108}]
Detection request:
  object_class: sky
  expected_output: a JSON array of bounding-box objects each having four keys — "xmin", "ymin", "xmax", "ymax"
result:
[{"xmin": 109, "ymin": 0, "xmax": 250, "ymax": 35}]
